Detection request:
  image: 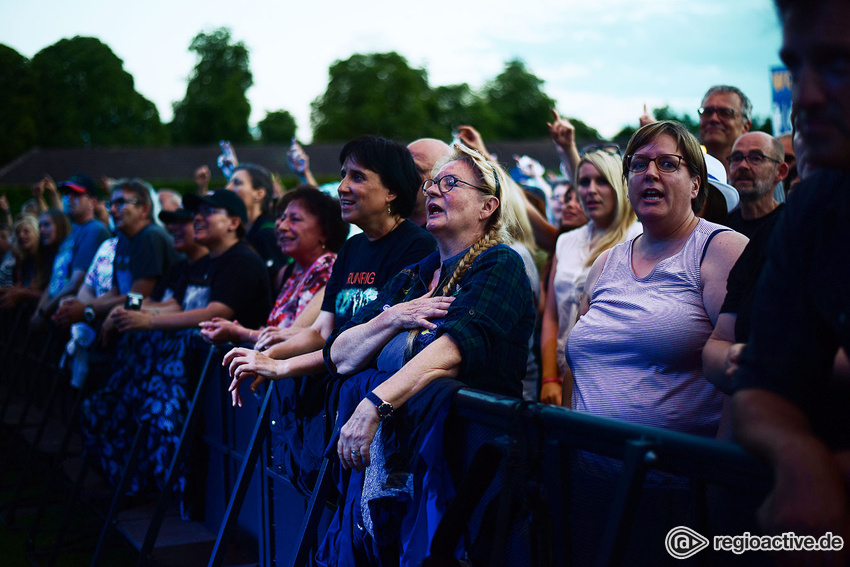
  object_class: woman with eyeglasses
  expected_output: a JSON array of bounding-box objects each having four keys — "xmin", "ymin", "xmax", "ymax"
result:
[
  {"xmin": 539, "ymin": 149, "xmax": 641, "ymax": 406},
  {"xmin": 304, "ymin": 144, "xmax": 534, "ymax": 565},
  {"xmin": 563, "ymin": 120, "xmax": 748, "ymax": 564},
  {"xmin": 568, "ymin": 120, "xmax": 748, "ymax": 435}
]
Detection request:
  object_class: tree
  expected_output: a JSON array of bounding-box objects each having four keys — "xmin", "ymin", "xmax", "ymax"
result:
[
  {"xmin": 30, "ymin": 37, "xmax": 165, "ymax": 148},
  {"xmin": 310, "ymin": 52, "xmax": 437, "ymax": 142},
  {"xmin": 653, "ymin": 106, "xmax": 700, "ymax": 138},
  {"xmin": 430, "ymin": 84, "xmax": 498, "ymax": 137},
  {"xmin": 171, "ymin": 28, "xmax": 253, "ymax": 145},
  {"xmin": 569, "ymin": 117, "xmax": 604, "ymax": 144},
  {"xmin": 480, "ymin": 59, "xmax": 556, "ymax": 140},
  {"xmin": 258, "ymin": 110, "xmax": 297, "ymax": 143},
  {"xmin": 0, "ymin": 45, "xmax": 37, "ymax": 164}
]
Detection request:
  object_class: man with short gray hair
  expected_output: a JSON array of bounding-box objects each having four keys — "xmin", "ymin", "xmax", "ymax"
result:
[{"xmin": 699, "ymin": 85, "xmax": 753, "ymax": 174}]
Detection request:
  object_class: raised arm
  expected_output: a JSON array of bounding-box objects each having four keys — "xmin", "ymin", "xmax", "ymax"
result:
[{"xmin": 547, "ymin": 109, "xmax": 580, "ymax": 181}]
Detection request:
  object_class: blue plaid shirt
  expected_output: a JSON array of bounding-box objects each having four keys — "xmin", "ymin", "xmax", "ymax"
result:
[{"xmin": 325, "ymin": 244, "xmax": 535, "ymax": 398}]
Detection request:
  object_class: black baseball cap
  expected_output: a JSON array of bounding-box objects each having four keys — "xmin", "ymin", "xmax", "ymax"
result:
[
  {"xmin": 158, "ymin": 207, "xmax": 195, "ymax": 225},
  {"xmin": 184, "ymin": 190, "xmax": 248, "ymax": 225}
]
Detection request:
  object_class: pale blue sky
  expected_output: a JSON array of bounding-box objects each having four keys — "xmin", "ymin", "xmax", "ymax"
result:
[{"xmin": 3, "ymin": 0, "xmax": 783, "ymax": 141}]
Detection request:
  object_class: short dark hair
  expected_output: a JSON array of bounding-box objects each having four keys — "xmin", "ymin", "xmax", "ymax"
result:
[
  {"xmin": 623, "ymin": 121, "xmax": 708, "ymax": 214},
  {"xmin": 233, "ymin": 163, "xmax": 275, "ymax": 215},
  {"xmin": 339, "ymin": 135, "xmax": 419, "ymax": 218},
  {"xmin": 277, "ymin": 186, "xmax": 350, "ymax": 253}
]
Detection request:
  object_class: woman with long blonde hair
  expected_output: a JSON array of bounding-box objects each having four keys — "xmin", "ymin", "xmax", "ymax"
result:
[{"xmin": 540, "ymin": 148, "xmax": 641, "ymax": 405}]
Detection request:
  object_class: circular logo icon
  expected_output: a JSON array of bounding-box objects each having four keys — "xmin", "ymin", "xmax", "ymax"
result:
[{"xmin": 665, "ymin": 526, "xmax": 709, "ymax": 559}]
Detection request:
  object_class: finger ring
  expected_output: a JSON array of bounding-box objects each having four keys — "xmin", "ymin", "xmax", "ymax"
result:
[{"xmin": 351, "ymin": 449, "xmax": 360, "ymax": 456}]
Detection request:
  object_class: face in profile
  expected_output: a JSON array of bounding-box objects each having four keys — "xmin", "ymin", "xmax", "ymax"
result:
[
  {"xmin": 338, "ymin": 157, "xmax": 394, "ymax": 228},
  {"xmin": 276, "ymin": 199, "xmax": 326, "ymax": 264},
  {"xmin": 781, "ymin": 1, "xmax": 850, "ymax": 168}
]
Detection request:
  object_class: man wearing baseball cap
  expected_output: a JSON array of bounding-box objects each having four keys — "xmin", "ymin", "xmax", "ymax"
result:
[{"xmin": 31, "ymin": 174, "xmax": 111, "ymax": 328}]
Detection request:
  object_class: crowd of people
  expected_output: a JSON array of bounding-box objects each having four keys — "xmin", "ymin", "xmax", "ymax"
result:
[{"xmin": 1, "ymin": 0, "xmax": 847, "ymax": 562}]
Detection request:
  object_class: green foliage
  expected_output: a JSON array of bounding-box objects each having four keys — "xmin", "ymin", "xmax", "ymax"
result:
[
  {"xmin": 568, "ymin": 117, "xmax": 603, "ymax": 143},
  {"xmin": 310, "ymin": 53, "xmax": 559, "ymax": 143},
  {"xmin": 752, "ymin": 116, "xmax": 772, "ymax": 134},
  {"xmin": 311, "ymin": 52, "xmax": 436, "ymax": 142},
  {"xmin": 430, "ymin": 84, "xmax": 491, "ymax": 135},
  {"xmin": 0, "ymin": 45, "xmax": 37, "ymax": 166},
  {"xmin": 30, "ymin": 37, "xmax": 166, "ymax": 148},
  {"xmin": 652, "ymin": 106, "xmax": 700, "ymax": 137},
  {"xmin": 171, "ymin": 28, "xmax": 253, "ymax": 145},
  {"xmin": 613, "ymin": 125, "xmax": 638, "ymax": 143},
  {"xmin": 258, "ymin": 110, "xmax": 297, "ymax": 143},
  {"xmin": 480, "ymin": 59, "xmax": 556, "ymax": 140}
]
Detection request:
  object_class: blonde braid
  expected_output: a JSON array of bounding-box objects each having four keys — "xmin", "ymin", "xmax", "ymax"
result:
[
  {"xmin": 441, "ymin": 226, "xmax": 503, "ymax": 295},
  {"xmin": 403, "ymin": 226, "xmax": 504, "ymax": 362}
]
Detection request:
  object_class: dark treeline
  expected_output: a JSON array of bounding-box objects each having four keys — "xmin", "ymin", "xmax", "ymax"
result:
[{"xmin": 1, "ymin": 26, "xmax": 767, "ymax": 167}]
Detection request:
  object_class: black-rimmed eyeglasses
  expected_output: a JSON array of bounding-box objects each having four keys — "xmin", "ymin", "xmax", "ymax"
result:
[
  {"xmin": 421, "ymin": 175, "xmax": 489, "ymax": 197},
  {"xmin": 726, "ymin": 152, "xmax": 781, "ymax": 167},
  {"xmin": 106, "ymin": 198, "xmax": 141, "ymax": 209},
  {"xmin": 626, "ymin": 154, "xmax": 686, "ymax": 174},
  {"xmin": 698, "ymin": 106, "xmax": 740, "ymax": 120}
]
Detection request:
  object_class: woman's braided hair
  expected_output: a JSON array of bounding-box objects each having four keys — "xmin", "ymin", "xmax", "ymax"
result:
[{"xmin": 440, "ymin": 225, "xmax": 501, "ymax": 295}]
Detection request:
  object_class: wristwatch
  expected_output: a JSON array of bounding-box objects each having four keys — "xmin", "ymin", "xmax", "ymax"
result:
[
  {"xmin": 365, "ymin": 391, "xmax": 394, "ymax": 421},
  {"xmin": 84, "ymin": 305, "xmax": 96, "ymax": 323}
]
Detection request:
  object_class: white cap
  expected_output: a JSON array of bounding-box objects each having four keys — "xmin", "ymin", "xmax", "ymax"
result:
[{"xmin": 703, "ymin": 152, "xmax": 739, "ymax": 212}]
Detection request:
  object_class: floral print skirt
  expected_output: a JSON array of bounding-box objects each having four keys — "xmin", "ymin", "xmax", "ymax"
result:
[{"xmin": 80, "ymin": 328, "xmax": 200, "ymax": 508}]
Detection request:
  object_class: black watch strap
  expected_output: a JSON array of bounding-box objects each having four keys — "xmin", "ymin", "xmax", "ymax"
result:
[{"xmin": 365, "ymin": 391, "xmax": 394, "ymax": 420}]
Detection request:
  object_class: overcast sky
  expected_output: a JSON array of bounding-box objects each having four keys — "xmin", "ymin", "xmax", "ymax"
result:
[{"xmin": 4, "ymin": 0, "xmax": 783, "ymax": 142}]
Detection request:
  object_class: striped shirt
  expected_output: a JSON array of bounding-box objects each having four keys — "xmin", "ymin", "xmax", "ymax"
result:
[{"xmin": 565, "ymin": 219, "xmax": 726, "ymax": 437}]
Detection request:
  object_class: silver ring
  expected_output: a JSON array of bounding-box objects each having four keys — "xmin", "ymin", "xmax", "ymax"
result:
[{"xmin": 351, "ymin": 449, "xmax": 360, "ymax": 456}]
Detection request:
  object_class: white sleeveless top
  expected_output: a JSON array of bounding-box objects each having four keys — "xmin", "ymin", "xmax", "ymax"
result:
[
  {"xmin": 565, "ymin": 218, "xmax": 726, "ymax": 437},
  {"xmin": 552, "ymin": 221, "xmax": 642, "ymax": 375}
]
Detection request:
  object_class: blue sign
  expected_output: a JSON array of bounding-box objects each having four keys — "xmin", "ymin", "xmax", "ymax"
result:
[{"xmin": 771, "ymin": 66, "xmax": 792, "ymax": 136}]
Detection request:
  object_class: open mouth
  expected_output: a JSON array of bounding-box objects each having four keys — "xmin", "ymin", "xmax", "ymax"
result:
[
  {"xmin": 427, "ymin": 203, "xmax": 444, "ymax": 217},
  {"xmin": 641, "ymin": 188, "xmax": 664, "ymax": 201}
]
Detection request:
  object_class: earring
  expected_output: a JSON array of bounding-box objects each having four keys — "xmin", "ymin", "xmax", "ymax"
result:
[
  {"xmin": 387, "ymin": 203, "xmax": 392, "ymax": 216},
  {"xmin": 321, "ymin": 241, "xmax": 326, "ymax": 250}
]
